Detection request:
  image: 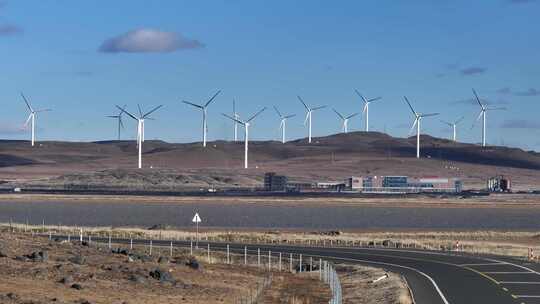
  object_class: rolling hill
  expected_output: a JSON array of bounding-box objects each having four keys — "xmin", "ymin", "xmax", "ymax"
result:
[{"xmin": 0, "ymin": 132, "xmax": 539, "ymax": 190}]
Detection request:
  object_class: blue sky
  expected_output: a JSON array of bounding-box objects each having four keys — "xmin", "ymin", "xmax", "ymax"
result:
[{"xmin": 1, "ymin": 0, "xmax": 539, "ymax": 150}]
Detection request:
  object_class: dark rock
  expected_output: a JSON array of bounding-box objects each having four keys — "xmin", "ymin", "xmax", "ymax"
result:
[
  {"xmin": 382, "ymin": 240, "xmax": 393, "ymax": 247},
  {"xmin": 186, "ymin": 257, "xmax": 200, "ymax": 270},
  {"xmin": 0, "ymin": 250, "xmax": 7, "ymax": 258},
  {"xmin": 81, "ymin": 241, "xmax": 89, "ymax": 247},
  {"xmin": 26, "ymin": 250, "xmax": 48, "ymax": 262},
  {"xmin": 129, "ymin": 274, "xmax": 146, "ymax": 284},
  {"xmin": 14, "ymin": 255, "xmax": 26, "ymax": 261},
  {"xmin": 149, "ymin": 268, "xmax": 175, "ymax": 284},
  {"xmin": 69, "ymin": 255, "xmax": 86, "ymax": 265},
  {"xmin": 157, "ymin": 256, "xmax": 168, "ymax": 264},
  {"xmin": 6, "ymin": 292, "xmax": 18, "ymax": 300},
  {"xmin": 112, "ymin": 248, "xmax": 129, "ymax": 255},
  {"xmin": 71, "ymin": 283, "xmax": 83, "ymax": 290},
  {"xmin": 59, "ymin": 276, "xmax": 74, "ymax": 285}
]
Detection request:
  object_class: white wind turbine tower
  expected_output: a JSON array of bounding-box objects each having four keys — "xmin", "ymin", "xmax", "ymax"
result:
[
  {"xmin": 332, "ymin": 109, "xmax": 359, "ymax": 133},
  {"xmin": 404, "ymin": 97, "xmax": 439, "ymax": 159},
  {"xmin": 21, "ymin": 93, "xmax": 51, "ymax": 147},
  {"xmin": 298, "ymin": 96, "xmax": 326, "ymax": 143},
  {"xmin": 117, "ymin": 104, "xmax": 163, "ymax": 169},
  {"xmin": 440, "ymin": 116, "xmax": 464, "ymax": 142},
  {"xmin": 182, "ymin": 90, "xmax": 221, "ymax": 148},
  {"xmin": 472, "ymin": 89, "xmax": 506, "ymax": 147},
  {"xmin": 232, "ymin": 99, "xmax": 241, "ymax": 142},
  {"xmin": 354, "ymin": 90, "xmax": 381, "ymax": 132},
  {"xmin": 222, "ymin": 107, "xmax": 266, "ymax": 169},
  {"xmin": 273, "ymin": 106, "xmax": 296, "ymax": 143},
  {"xmin": 107, "ymin": 105, "xmax": 126, "ymax": 141}
]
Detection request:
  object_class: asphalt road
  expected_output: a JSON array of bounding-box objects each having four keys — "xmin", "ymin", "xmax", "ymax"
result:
[{"xmin": 59, "ymin": 236, "xmax": 540, "ymax": 304}]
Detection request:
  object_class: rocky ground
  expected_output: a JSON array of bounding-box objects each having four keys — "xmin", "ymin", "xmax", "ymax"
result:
[{"xmin": 0, "ymin": 232, "xmax": 330, "ymax": 304}]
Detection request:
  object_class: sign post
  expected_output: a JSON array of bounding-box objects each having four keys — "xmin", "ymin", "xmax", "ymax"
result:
[{"xmin": 192, "ymin": 212, "xmax": 202, "ymax": 249}]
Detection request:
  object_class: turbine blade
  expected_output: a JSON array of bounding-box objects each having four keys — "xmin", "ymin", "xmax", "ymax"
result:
[
  {"xmin": 36, "ymin": 109, "xmax": 51, "ymax": 113},
  {"xmin": 143, "ymin": 105, "xmax": 163, "ymax": 118},
  {"xmin": 486, "ymin": 107, "xmax": 506, "ymax": 111},
  {"xmin": 247, "ymin": 107, "xmax": 266, "ymax": 122},
  {"xmin": 367, "ymin": 97, "xmax": 382, "ymax": 103},
  {"xmin": 404, "ymin": 96, "xmax": 416, "ymax": 116},
  {"xmin": 333, "ymin": 108, "xmax": 344, "ymax": 120},
  {"xmin": 409, "ymin": 118, "xmax": 418, "ymax": 136},
  {"xmin": 24, "ymin": 114, "xmax": 32, "ymax": 127},
  {"xmin": 354, "ymin": 89, "xmax": 368, "ymax": 103},
  {"xmin": 284, "ymin": 114, "xmax": 296, "ymax": 119},
  {"xmin": 273, "ymin": 105, "xmax": 282, "ymax": 118},
  {"xmin": 137, "ymin": 104, "xmax": 143, "ymax": 117},
  {"xmin": 421, "ymin": 113, "xmax": 439, "ymax": 118},
  {"xmin": 182, "ymin": 100, "xmax": 203, "ymax": 109},
  {"xmin": 440, "ymin": 120, "xmax": 452, "ymax": 126},
  {"xmin": 312, "ymin": 105, "xmax": 326, "ymax": 111},
  {"xmin": 297, "ymin": 96, "xmax": 309, "ymax": 110},
  {"xmin": 304, "ymin": 112, "xmax": 309, "ymax": 125},
  {"xmin": 205, "ymin": 90, "xmax": 222, "ymax": 107},
  {"xmin": 119, "ymin": 116, "xmax": 125, "ymax": 129},
  {"xmin": 362, "ymin": 103, "xmax": 368, "ymax": 114},
  {"xmin": 346, "ymin": 112, "xmax": 360, "ymax": 119},
  {"xmin": 20, "ymin": 93, "xmax": 33, "ymax": 112},
  {"xmin": 116, "ymin": 105, "xmax": 138, "ymax": 121},
  {"xmin": 232, "ymin": 99, "xmax": 236, "ymax": 114},
  {"xmin": 455, "ymin": 116, "xmax": 465, "ymax": 124},
  {"xmin": 222, "ymin": 113, "xmax": 245, "ymax": 125},
  {"xmin": 118, "ymin": 104, "xmax": 127, "ymax": 116},
  {"xmin": 472, "ymin": 88, "xmax": 484, "ymax": 108},
  {"xmin": 471, "ymin": 110, "xmax": 483, "ymax": 129}
]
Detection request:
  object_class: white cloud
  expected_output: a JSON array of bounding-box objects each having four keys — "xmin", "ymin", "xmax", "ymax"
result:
[{"xmin": 99, "ymin": 28, "xmax": 204, "ymax": 53}]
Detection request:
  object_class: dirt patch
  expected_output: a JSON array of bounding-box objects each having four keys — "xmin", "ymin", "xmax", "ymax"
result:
[{"xmin": 337, "ymin": 264, "xmax": 412, "ymax": 304}]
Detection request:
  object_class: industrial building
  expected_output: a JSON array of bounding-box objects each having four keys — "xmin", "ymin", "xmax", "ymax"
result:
[
  {"xmin": 264, "ymin": 172, "xmax": 288, "ymax": 192},
  {"xmin": 347, "ymin": 175, "xmax": 462, "ymax": 193}
]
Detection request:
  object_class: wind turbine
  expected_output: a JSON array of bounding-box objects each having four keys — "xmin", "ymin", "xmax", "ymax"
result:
[
  {"xmin": 222, "ymin": 107, "xmax": 266, "ymax": 169},
  {"xmin": 472, "ymin": 89, "xmax": 506, "ymax": 147},
  {"xmin": 232, "ymin": 99, "xmax": 241, "ymax": 142},
  {"xmin": 355, "ymin": 90, "xmax": 381, "ymax": 132},
  {"xmin": 440, "ymin": 116, "xmax": 464, "ymax": 142},
  {"xmin": 274, "ymin": 106, "xmax": 296, "ymax": 143},
  {"xmin": 107, "ymin": 105, "xmax": 126, "ymax": 141},
  {"xmin": 182, "ymin": 90, "xmax": 221, "ymax": 148},
  {"xmin": 298, "ymin": 96, "xmax": 326, "ymax": 143},
  {"xmin": 21, "ymin": 93, "xmax": 51, "ymax": 147},
  {"xmin": 332, "ymin": 109, "xmax": 359, "ymax": 133},
  {"xmin": 404, "ymin": 97, "xmax": 439, "ymax": 159},
  {"xmin": 117, "ymin": 104, "xmax": 163, "ymax": 169}
]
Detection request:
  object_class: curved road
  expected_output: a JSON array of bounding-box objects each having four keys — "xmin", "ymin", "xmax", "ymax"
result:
[{"xmin": 62, "ymin": 236, "xmax": 540, "ymax": 304}]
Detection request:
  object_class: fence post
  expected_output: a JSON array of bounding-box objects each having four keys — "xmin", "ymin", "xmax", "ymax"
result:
[
  {"xmin": 244, "ymin": 246, "xmax": 247, "ymax": 265},
  {"xmin": 227, "ymin": 244, "xmax": 230, "ymax": 264},
  {"xmin": 319, "ymin": 258, "xmax": 322, "ymax": 280},
  {"xmin": 169, "ymin": 241, "xmax": 173, "ymax": 257},
  {"xmin": 207, "ymin": 243, "xmax": 210, "ymax": 263},
  {"xmin": 190, "ymin": 240, "xmax": 193, "ymax": 255},
  {"xmin": 67, "ymin": 234, "xmax": 71, "ymax": 242},
  {"xmin": 149, "ymin": 240, "xmax": 153, "ymax": 255},
  {"xmin": 257, "ymin": 248, "xmax": 261, "ymax": 268},
  {"xmin": 299, "ymin": 254, "xmax": 302, "ymax": 273},
  {"xmin": 89, "ymin": 235, "xmax": 92, "ymax": 245},
  {"xmin": 268, "ymin": 251, "xmax": 271, "ymax": 271},
  {"xmin": 310, "ymin": 257, "xmax": 313, "ymax": 272},
  {"xmin": 130, "ymin": 238, "xmax": 133, "ymax": 250},
  {"xmin": 48, "ymin": 231, "xmax": 51, "ymax": 240},
  {"xmin": 290, "ymin": 253, "xmax": 293, "ymax": 273},
  {"xmin": 279, "ymin": 252, "xmax": 282, "ymax": 271},
  {"xmin": 79, "ymin": 228, "xmax": 83, "ymax": 242},
  {"xmin": 108, "ymin": 233, "xmax": 112, "ymax": 249}
]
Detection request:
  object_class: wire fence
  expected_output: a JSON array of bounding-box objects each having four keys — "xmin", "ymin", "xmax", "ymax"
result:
[{"xmin": 2, "ymin": 222, "xmax": 342, "ymax": 304}]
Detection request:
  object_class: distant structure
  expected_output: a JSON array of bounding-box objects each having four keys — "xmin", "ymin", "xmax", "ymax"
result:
[
  {"xmin": 264, "ymin": 172, "xmax": 288, "ymax": 191},
  {"xmin": 222, "ymin": 107, "xmax": 266, "ymax": 169},
  {"xmin": 298, "ymin": 96, "xmax": 326, "ymax": 144},
  {"xmin": 440, "ymin": 116, "xmax": 464, "ymax": 142},
  {"xmin": 404, "ymin": 96, "xmax": 439, "ymax": 159},
  {"xmin": 117, "ymin": 104, "xmax": 163, "ymax": 169},
  {"xmin": 355, "ymin": 90, "xmax": 382, "ymax": 132},
  {"xmin": 472, "ymin": 89, "xmax": 505, "ymax": 147},
  {"xmin": 347, "ymin": 175, "xmax": 462, "ymax": 193},
  {"xmin": 487, "ymin": 175, "xmax": 511, "ymax": 192},
  {"xmin": 21, "ymin": 93, "xmax": 51, "ymax": 147},
  {"xmin": 332, "ymin": 108, "xmax": 359, "ymax": 134},
  {"xmin": 182, "ymin": 90, "xmax": 222, "ymax": 148},
  {"xmin": 107, "ymin": 104, "xmax": 126, "ymax": 141}
]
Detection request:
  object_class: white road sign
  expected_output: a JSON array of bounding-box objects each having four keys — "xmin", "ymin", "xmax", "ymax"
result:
[{"xmin": 192, "ymin": 213, "xmax": 202, "ymax": 223}]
